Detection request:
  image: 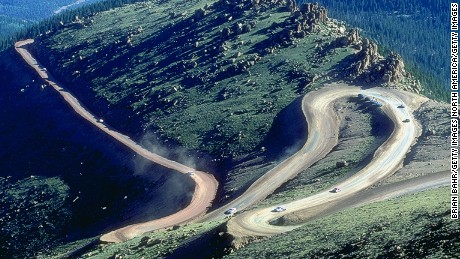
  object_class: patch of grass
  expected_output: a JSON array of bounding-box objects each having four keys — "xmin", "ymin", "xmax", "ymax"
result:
[
  {"xmin": 61, "ymin": 220, "xmax": 224, "ymax": 258},
  {"xmin": 42, "ymin": 236, "xmax": 99, "ymax": 259},
  {"xmin": 226, "ymin": 187, "xmax": 458, "ymax": 258},
  {"xmin": 0, "ymin": 176, "xmax": 71, "ymax": 258}
]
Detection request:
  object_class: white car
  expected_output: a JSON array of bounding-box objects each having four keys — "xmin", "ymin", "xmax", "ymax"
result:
[
  {"xmin": 98, "ymin": 119, "xmax": 104, "ymax": 123},
  {"xmin": 224, "ymin": 208, "xmax": 237, "ymax": 215},
  {"xmin": 331, "ymin": 187, "xmax": 341, "ymax": 193},
  {"xmin": 273, "ymin": 206, "xmax": 286, "ymax": 212},
  {"xmin": 187, "ymin": 171, "xmax": 195, "ymax": 176}
]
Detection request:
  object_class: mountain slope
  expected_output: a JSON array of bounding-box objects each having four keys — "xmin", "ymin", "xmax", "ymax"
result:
[
  {"xmin": 0, "ymin": 0, "xmax": 451, "ymax": 258},
  {"xmin": 30, "ymin": 0, "xmax": 422, "ymax": 192},
  {"xmin": 0, "ymin": 47, "xmax": 195, "ymax": 258}
]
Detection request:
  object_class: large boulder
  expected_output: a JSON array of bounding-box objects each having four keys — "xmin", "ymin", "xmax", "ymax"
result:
[{"xmin": 336, "ymin": 160, "xmax": 348, "ymax": 168}]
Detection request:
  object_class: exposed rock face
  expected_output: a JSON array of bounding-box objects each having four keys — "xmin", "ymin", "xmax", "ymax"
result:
[
  {"xmin": 355, "ymin": 39, "xmax": 380, "ymax": 73},
  {"xmin": 353, "ymin": 51, "xmax": 421, "ymax": 92},
  {"xmin": 363, "ymin": 53, "xmax": 407, "ymax": 84},
  {"xmin": 265, "ymin": 2, "xmax": 328, "ymax": 48},
  {"xmin": 291, "ymin": 2, "xmax": 328, "ymax": 28},
  {"xmin": 337, "ymin": 37, "xmax": 421, "ymax": 92},
  {"xmin": 340, "ymin": 38, "xmax": 380, "ymax": 79},
  {"xmin": 336, "ymin": 28, "xmax": 359, "ymax": 47},
  {"xmin": 380, "ymin": 52, "xmax": 406, "ymax": 83}
]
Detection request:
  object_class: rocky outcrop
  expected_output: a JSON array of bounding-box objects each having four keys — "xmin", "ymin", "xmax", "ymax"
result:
[
  {"xmin": 264, "ymin": 2, "xmax": 328, "ymax": 49},
  {"xmin": 340, "ymin": 38, "xmax": 380, "ymax": 79},
  {"xmin": 220, "ymin": 21, "xmax": 256, "ymax": 38},
  {"xmin": 335, "ymin": 28, "xmax": 360, "ymax": 47},
  {"xmin": 291, "ymin": 3, "xmax": 328, "ymax": 29},
  {"xmin": 338, "ymin": 38, "xmax": 420, "ymax": 91},
  {"xmin": 363, "ymin": 53, "xmax": 408, "ymax": 84},
  {"xmin": 379, "ymin": 52, "xmax": 406, "ymax": 83},
  {"xmin": 355, "ymin": 39, "xmax": 380, "ymax": 73}
]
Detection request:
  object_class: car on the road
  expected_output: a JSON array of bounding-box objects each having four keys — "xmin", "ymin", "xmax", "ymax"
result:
[
  {"xmin": 187, "ymin": 171, "xmax": 195, "ymax": 176},
  {"xmin": 272, "ymin": 206, "xmax": 286, "ymax": 212},
  {"xmin": 331, "ymin": 187, "xmax": 342, "ymax": 193},
  {"xmin": 403, "ymin": 119, "xmax": 410, "ymax": 123},
  {"xmin": 98, "ymin": 119, "xmax": 104, "ymax": 123},
  {"xmin": 224, "ymin": 208, "xmax": 237, "ymax": 215},
  {"xmin": 398, "ymin": 104, "xmax": 405, "ymax": 108}
]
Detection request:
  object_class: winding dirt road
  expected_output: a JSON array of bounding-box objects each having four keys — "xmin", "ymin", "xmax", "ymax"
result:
[
  {"xmin": 200, "ymin": 85, "xmax": 427, "ymax": 224},
  {"xmin": 15, "ymin": 38, "xmax": 445, "ymax": 246},
  {"xmin": 226, "ymin": 85, "xmax": 431, "ymax": 238},
  {"xmin": 198, "ymin": 86, "xmax": 341, "ymax": 222},
  {"xmin": 14, "ymin": 39, "xmax": 218, "ymax": 243}
]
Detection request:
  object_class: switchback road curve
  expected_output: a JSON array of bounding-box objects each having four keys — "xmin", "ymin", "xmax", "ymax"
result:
[
  {"xmin": 15, "ymin": 39, "xmax": 442, "ymax": 246},
  {"xmin": 226, "ymin": 85, "xmax": 433, "ymax": 238},
  {"xmin": 200, "ymin": 85, "xmax": 428, "ymax": 223},
  {"xmin": 15, "ymin": 39, "xmax": 218, "ymax": 243}
]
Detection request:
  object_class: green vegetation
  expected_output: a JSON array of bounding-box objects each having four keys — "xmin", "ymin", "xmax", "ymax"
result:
[
  {"xmin": 1, "ymin": 0, "xmax": 450, "ymax": 258},
  {"xmin": 0, "ymin": 0, "xmax": 148, "ymax": 50},
  {"xmin": 0, "ymin": 0, "xmax": 103, "ymax": 47},
  {"xmin": 226, "ymin": 187, "xmax": 458, "ymax": 258},
  {"xmin": 32, "ymin": 0, "xmax": 314, "ymax": 158},
  {"xmin": 31, "ymin": 0, "xmax": 418, "ymax": 194},
  {"xmin": 309, "ymin": 0, "xmax": 449, "ymax": 101},
  {"xmin": 0, "ymin": 176, "xmax": 71, "ymax": 258},
  {"xmin": 46, "ymin": 220, "xmax": 224, "ymax": 258},
  {"xmin": 48, "ymin": 187, "xmax": 456, "ymax": 258}
]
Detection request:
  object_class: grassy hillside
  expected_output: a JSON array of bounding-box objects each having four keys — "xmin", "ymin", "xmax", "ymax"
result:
[
  {"xmin": 1, "ymin": 0, "xmax": 450, "ymax": 257},
  {"xmin": 0, "ymin": 176, "xmax": 70, "ymax": 257},
  {"xmin": 0, "ymin": 48, "xmax": 195, "ymax": 258},
  {"xmin": 31, "ymin": 0, "xmax": 420, "ymax": 193},
  {"xmin": 42, "ymin": 187, "xmax": 457, "ymax": 258},
  {"xmin": 227, "ymin": 187, "xmax": 458, "ymax": 259}
]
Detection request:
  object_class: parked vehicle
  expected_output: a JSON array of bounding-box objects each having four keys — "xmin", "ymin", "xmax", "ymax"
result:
[
  {"xmin": 224, "ymin": 208, "xmax": 237, "ymax": 215},
  {"xmin": 272, "ymin": 206, "xmax": 286, "ymax": 212},
  {"xmin": 331, "ymin": 187, "xmax": 342, "ymax": 193}
]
